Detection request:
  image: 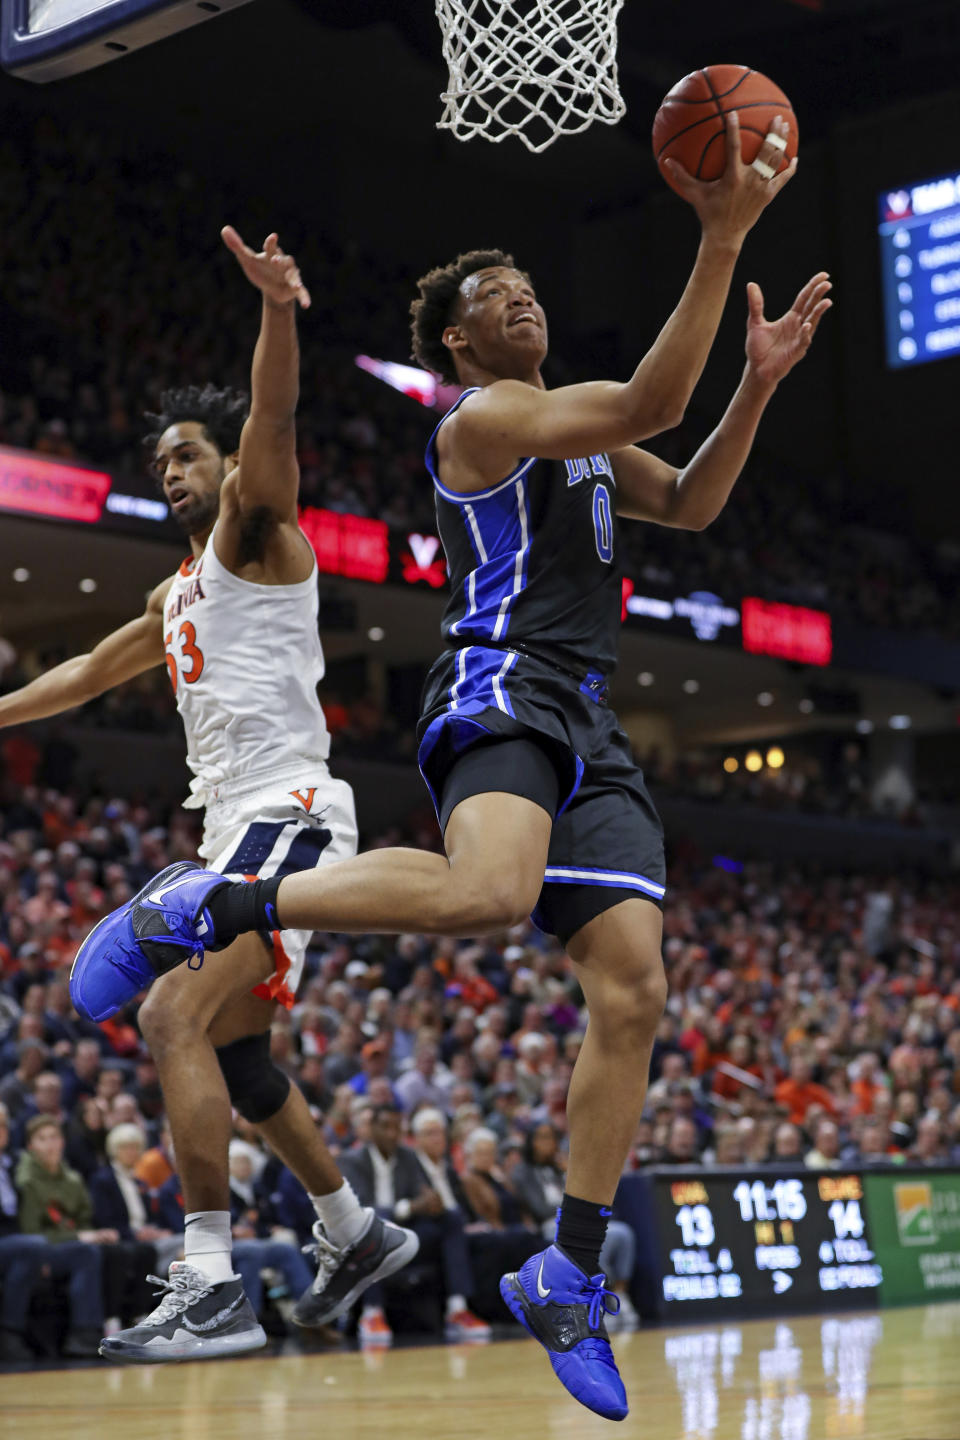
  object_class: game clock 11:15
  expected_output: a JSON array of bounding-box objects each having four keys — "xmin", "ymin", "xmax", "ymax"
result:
[{"xmin": 654, "ymin": 1173, "xmax": 883, "ymax": 1316}]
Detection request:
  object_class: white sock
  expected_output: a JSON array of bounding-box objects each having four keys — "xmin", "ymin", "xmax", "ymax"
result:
[
  {"xmin": 445, "ymin": 1294, "xmax": 467, "ymax": 1317},
  {"xmin": 183, "ymin": 1210, "xmax": 235, "ymax": 1286},
  {"xmin": 309, "ymin": 1180, "xmax": 370, "ymax": 1249}
]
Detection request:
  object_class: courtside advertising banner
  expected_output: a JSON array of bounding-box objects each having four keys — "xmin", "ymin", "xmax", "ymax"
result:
[{"xmin": 865, "ymin": 1171, "xmax": 960, "ymax": 1305}]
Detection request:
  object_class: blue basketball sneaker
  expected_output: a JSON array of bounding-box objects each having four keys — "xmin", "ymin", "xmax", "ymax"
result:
[
  {"xmin": 70, "ymin": 862, "xmax": 229, "ymax": 1022},
  {"xmin": 500, "ymin": 1244, "xmax": 627, "ymax": 1422}
]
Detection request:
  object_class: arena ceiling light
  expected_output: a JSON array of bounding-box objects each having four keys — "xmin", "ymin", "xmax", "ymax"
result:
[
  {"xmin": 682, "ymin": 679, "xmax": 699, "ymax": 694},
  {"xmin": 637, "ymin": 671, "xmax": 654, "ymax": 687},
  {"xmin": 12, "ymin": 567, "xmax": 29, "ymax": 582},
  {"xmin": 889, "ymin": 714, "xmax": 912, "ymax": 729}
]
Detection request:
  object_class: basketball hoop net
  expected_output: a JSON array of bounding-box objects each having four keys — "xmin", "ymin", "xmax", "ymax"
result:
[{"xmin": 435, "ymin": 0, "xmax": 626, "ymax": 154}]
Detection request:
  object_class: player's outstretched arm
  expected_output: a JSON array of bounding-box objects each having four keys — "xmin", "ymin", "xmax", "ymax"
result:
[
  {"xmin": 220, "ymin": 226, "xmax": 309, "ymax": 525},
  {"xmin": 453, "ymin": 115, "xmax": 797, "ymax": 472},
  {"xmin": 0, "ymin": 581, "xmax": 169, "ymax": 728},
  {"xmin": 613, "ymin": 271, "xmax": 831, "ymax": 529}
]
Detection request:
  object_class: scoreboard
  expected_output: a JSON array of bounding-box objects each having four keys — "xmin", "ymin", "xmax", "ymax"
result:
[
  {"xmin": 650, "ymin": 1170, "xmax": 883, "ymax": 1317},
  {"xmin": 879, "ymin": 172, "xmax": 960, "ymax": 369}
]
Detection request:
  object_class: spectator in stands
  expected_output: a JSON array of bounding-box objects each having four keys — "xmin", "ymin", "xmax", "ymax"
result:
[
  {"xmin": 805, "ymin": 1118, "xmax": 841, "ymax": 1170},
  {"xmin": 514, "ymin": 1032, "xmax": 550, "ymax": 1106},
  {"xmin": 226, "ymin": 1142, "xmax": 314, "ymax": 1325},
  {"xmin": 65, "ymin": 1095, "xmax": 109, "ymax": 1179},
  {"xmin": 134, "ymin": 1118, "xmax": 175, "ymax": 1192},
  {"xmin": 891, "ymin": 1090, "xmax": 920, "ymax": 1151},
  {"xmin": 320, "ymin": 1085, "xmax": 360, "ymax": 1154},
  {"xmin": 11, "ymin": 1070, "xmax": 67, "ymax": 1150},
  {"xmin": 13, "ymin": 1116, "xmax": 105, "ymax": 1357},
  {"xmin": 410, "ymin": 1109, "xmax": 528, "ymax": 1330},
  {"xmin": 95, "ymin": 1068, "xmax": 126, "ymax": 1109},
  {"xmin": 910, "ymin": 1115, "xmax": 949, "ymax": 1166},
  {"xmin": 850, "ymin": 1052, "xmax": 887, "ymax": 1116},
  {"xmin": 0, "ymin": 1036, "xmax": 47, "ymax": 1118},
  {"xmin": 0, "ymin": 1102, "xmax": 48, "ymax": 1361},
  {"xmin": 409, "ymin": 1109, "xmax": 468, "ymax": 1215},
  {"xmin": 339, "ymin": 1104, "xmax": 486, "ymax": 1346},
  {"xmin": 661, "ymin": 1116, "xmax": 701, "ymax": 1165},
  {"xmin": 629, "ymin": 1117, "xmax": 660, "ymax": 1168},
  {"xmin": 395, "ymin": 1041, "xmax": 452, "ymax": 1114},
  {"xmin": 485, "ymin": 1082, "xmax": 523, "ymax": 1141},
  {"xmin": 459, "ymin": 1127, "xmax": 526, "ymax": 1229},
  {"xmin": 60, "ymin": 1037, "xmax": 102, "ymax": 1111},
  {"xmin": 774, "ymin": 1053, "xmax": 839, "ymax": 1127},
  {"xmin": 348, "ymin": 1036, "xmax": 395, "ymax": 1099},
  {"xmin": 16, "ymin": 1105, "xmax": 151, "ymax": 1330},
  {"xmin": 90, "ymin": 1124, "xmax": 180, "ymax": 1274},
  {"xmin": 510, "ymin": 1123, "xmax": 567, "ymax": 1238},
  {"xmin": 841, "ymin": 1118, "xmax": 903, "ymax": 1168},
  {"xmin": 772, "ymin": 1123, "xmax": 805, "ymax": 1163},
  {"xmin": 707, "ymin": 1124, "xmax": 746, "ymax": 1166}
]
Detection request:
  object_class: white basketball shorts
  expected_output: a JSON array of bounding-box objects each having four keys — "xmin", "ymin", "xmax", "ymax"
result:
[{"xmin": 199, "ymin": 765, "xmax": 357, "ymax": 1009}]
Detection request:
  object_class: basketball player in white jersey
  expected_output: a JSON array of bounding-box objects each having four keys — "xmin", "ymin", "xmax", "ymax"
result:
[{"xmin": 0, "ymin": 227, "xmax": 419, "ymax": 1360}]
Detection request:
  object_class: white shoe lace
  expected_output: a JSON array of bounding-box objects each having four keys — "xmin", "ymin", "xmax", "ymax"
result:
[
  {"xmin": 301, "ymin": 1221, "xmax": 346, "ymax": 1296},
  {"xmin": 141, "ymin": 1265, "xmax": 214, "ymax": 1325}
]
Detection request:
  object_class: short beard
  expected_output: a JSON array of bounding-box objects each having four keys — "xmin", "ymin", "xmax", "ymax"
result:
[{"xmin": 173, "ymin": 491, "xmax": 220, "ymax": 537}]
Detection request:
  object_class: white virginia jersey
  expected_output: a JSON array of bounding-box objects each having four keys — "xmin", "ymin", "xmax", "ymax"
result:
[{"xmin": 162, "ymin": 524, "xmax": 330, "ymax": 807}]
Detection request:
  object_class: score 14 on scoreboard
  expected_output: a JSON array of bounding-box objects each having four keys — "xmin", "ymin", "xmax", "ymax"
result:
[{"xmin": 655, "ymin": 1172, "xmax": 883, "ymax": 1315}]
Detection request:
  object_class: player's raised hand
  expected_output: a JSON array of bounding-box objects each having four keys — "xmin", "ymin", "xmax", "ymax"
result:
[
  {"xmin": 663, "ymin": 112, "xmax": 797, "ymax": 244},
  {"xmin": 744, "ymin": 272, "xmax": 832, "ymax": 386},
  {"xmin": 221, "ymin": 226, "xmax": 311, "ymax": 309}
]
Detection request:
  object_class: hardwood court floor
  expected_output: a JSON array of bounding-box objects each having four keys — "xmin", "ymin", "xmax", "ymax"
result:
[{"xmin": 3, "ymin": 1304, "xmax": 959, "ymax": 1440}]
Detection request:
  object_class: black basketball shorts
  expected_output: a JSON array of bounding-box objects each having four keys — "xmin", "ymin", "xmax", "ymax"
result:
[{"xmin": 417, "ymin": 645, "xmax": 666, "ymax": 945}]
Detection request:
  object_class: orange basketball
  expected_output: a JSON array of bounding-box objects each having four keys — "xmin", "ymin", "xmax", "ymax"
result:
[{"xmin": 652, "ymin": 65, "xmax": 798, "ymax": 197}]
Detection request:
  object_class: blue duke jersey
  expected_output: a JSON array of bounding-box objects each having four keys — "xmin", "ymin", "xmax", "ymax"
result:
[
  {"xmin": 429, "ymin": 387, "xmax": 623, "ymax": 677},
  {"xmin": 417, "ymin": 387, "xmax": 667, "ymax": 934}
]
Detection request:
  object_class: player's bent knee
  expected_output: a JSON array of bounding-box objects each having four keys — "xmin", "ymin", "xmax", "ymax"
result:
[
  {"xmin": 594, "ymin": 962, "xmax": 667, "ymax": 1043},
  {"xmin": 442, "ymin": 870, "xmax": 540, "ymax": 933},
  {"xmin": 138, "ymin": 989, "xmax": 195, "ymax": 1054},
  {"xmin": 216, "ymin": 1031, "xmax": 291, "ymax": 1124},
  {"xmin": 139, "ymin": 972, "xmax": 236, "ymax": 1053}
]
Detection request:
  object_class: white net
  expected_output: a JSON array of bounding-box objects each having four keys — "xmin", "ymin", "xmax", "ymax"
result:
[{"xmin": 435, "ymin": 0, "xmax": 626, "ymax": 154}]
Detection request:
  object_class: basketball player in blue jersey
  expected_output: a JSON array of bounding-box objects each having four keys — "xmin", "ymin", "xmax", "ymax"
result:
[
  {"xmin": 2, "ymin": 228, "xmax": 419, "ymax": 1360},
  {"xmin": 71, "ymin": 118, "xmax": 830, "ymax": 1411}
]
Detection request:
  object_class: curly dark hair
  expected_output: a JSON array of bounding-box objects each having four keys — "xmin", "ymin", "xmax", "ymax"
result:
[
  {"xmin": 142, "ymin": 383, "xmax": 249, "ymax": 458},
  {"xmin": 410, "ymin": 249, "xmax": 530, "ymax": 384}
]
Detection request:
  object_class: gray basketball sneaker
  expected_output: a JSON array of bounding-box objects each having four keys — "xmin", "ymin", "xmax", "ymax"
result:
[
  {"xmin": 292, "ymin": 1212, "xmax": 420, "ymax": 1327},
  {"xmin": 99, "ymin": 1262, "xmax": 267, "ymax": 1363}
]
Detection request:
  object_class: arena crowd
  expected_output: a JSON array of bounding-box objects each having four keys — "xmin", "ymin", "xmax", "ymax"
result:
[
  {"xmin": 0, "ymin": 685, "xmax": 951, "ymax": 826},
  {"xmin": 0, "ymin": 771, "xmax": 958, "ymax": 1361},
  {"xmin": 1, "ymin": 114, "xmax": 959, "ymax": 639}
]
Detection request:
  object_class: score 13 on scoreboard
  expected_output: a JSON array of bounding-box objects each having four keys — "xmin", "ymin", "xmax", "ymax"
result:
[{"xmin": 655, "ymin": 1172, "xmax": 883, "ymax": 1316}]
